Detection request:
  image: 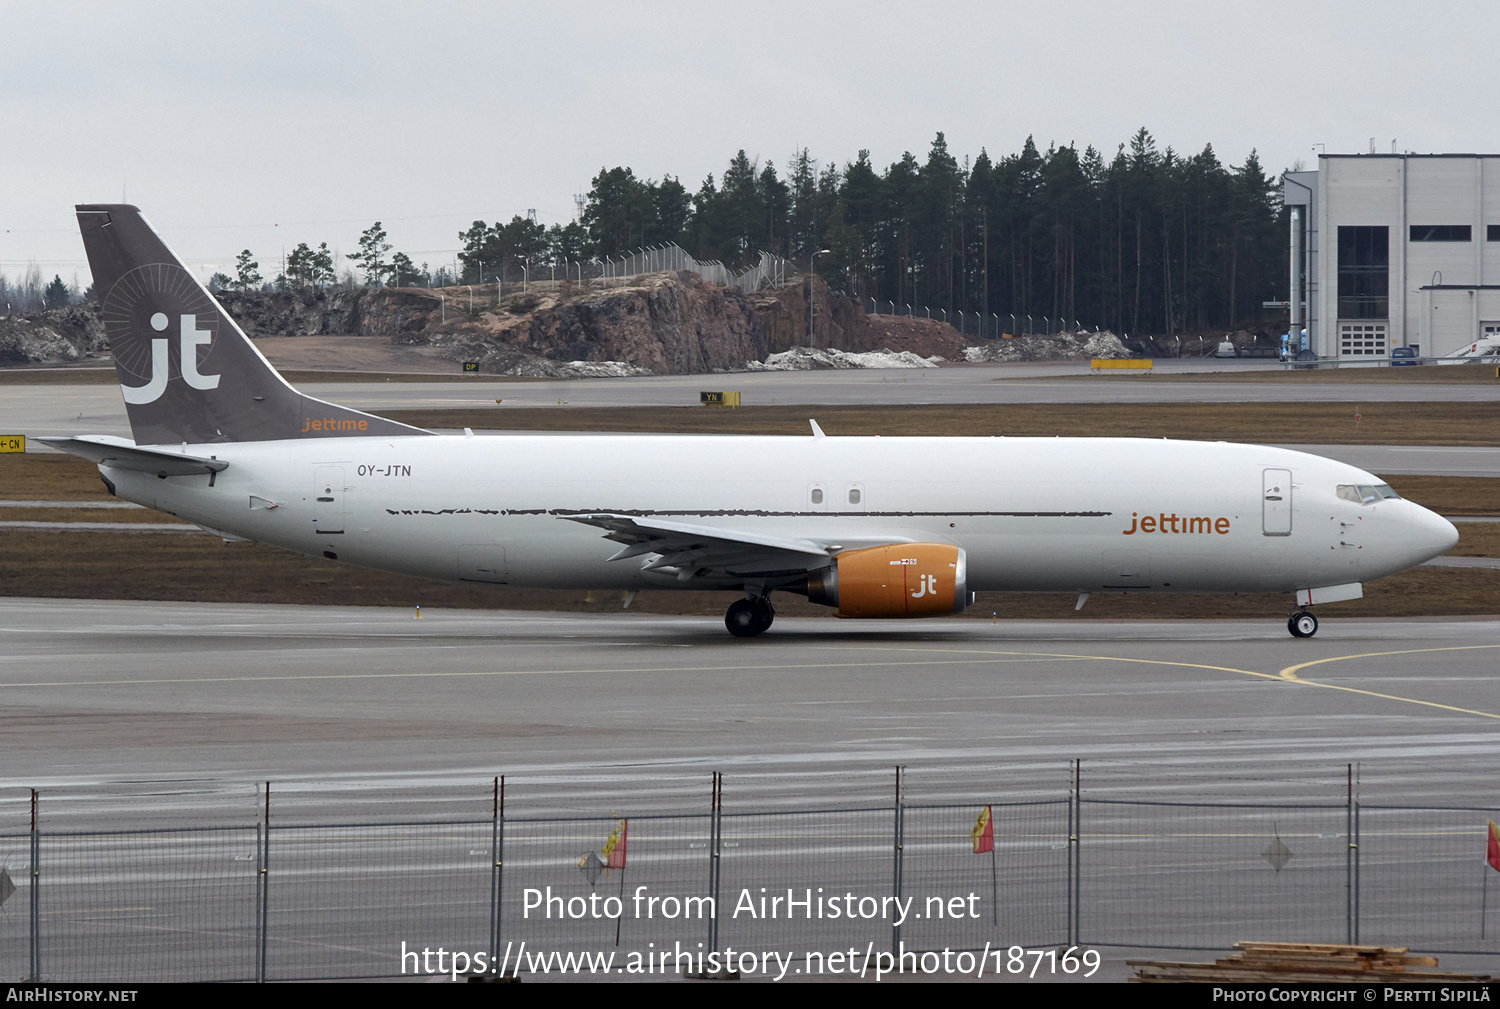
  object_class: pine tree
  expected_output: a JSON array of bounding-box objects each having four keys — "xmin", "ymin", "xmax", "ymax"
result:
[
  {"xmin": 351, "ymin": 223, "xmax": 392, "ymax": 286},
  {"xmin": 285, "ymin": 243, "xmax": 313, "ymax": 288},
  {"xmin": 390, "ymin": 252, "xmax": 422, "ymax": 287},
  {"xmin": 311, "ymin": 243, "xmax": 335, "ymax": 287},
  {"xmin": 233, "ymin": 250, "xmax": 262, "ymax": 291},
  {"xmin": 43, "ymin": 274, "xmax": 70, "ymax": 309}
]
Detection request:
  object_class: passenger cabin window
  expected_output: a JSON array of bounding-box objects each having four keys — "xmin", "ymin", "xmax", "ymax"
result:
[
  {"xmin": 810, "ymin": 488, "xmax": 823, "ymax": 505},
  {"xmin": 848, "ymin": 488, "xmax": 861, "ymax": 505},
  {"xmin": 1337, "ymin": 484, "xmax": 1400, "ymax": 505}
]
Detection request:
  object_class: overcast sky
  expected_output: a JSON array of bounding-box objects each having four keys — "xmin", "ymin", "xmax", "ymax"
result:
[{"xmin": 3, "ymin": 1, "xmax": 1495, "ymax": 285}]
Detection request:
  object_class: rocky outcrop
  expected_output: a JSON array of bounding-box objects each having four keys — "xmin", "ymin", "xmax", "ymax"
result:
[
  {"xmin": 212, "ymin": 288, "xmax": 361, "ymax": 336},
  {"xmin": 437, "ymin": 273, "xmax": 769, "ymax": 374},
  {"xmin": 9, "ymin": 275, "xmax": 1144, "ymax": 373},
  {"xmin": 0, "ymin": 305, "xmax": 106, "ymax": 365},
  {"xmin": 386, "ymin": 272, "xmax": 952, "ymax": 376}
]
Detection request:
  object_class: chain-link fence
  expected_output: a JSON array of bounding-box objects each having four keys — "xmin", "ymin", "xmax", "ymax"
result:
[
  {"xmin": 863, "ymin": 298, "xmax": 1092, "ymax": 340},
  {"xmin": 3, "ymin": 768, "xmax": 1498, "ymax": 981},
  {"xmin": 474, "ymin": 245, "xmax": 792, "ymax": 296}
]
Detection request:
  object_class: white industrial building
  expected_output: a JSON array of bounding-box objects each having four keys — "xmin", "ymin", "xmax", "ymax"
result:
[{"xmin": 1283, "ymin": 154, "xmax": 1500, "ymax": 360}]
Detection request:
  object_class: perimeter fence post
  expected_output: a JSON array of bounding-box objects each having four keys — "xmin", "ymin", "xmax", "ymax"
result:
[
  {"xmin": 254, "ymin": 814, "xmax": 264, "ymax": 983},
  {"xmin": 257, "ymin": 780, "xmax": 269, "ymax": 983},
  {"xmin": 1069, "ymin": 760, "xmax": 1081, "ymax": 947},
  {"xmin": 708, "ymin": 772, "xmax": 722, "ymax": 953},
  {"xmin": 1066, "ymin": 764, "xmax": 1074, "ymax": 947},
  {"xmin": 892, "ymin": 765, "xmax": 905, "ymax": 955},
  {"xmin": 490, "ymin": 776, "xmax": 505, "ymax": 964},
  {"xmin": 1352, "ymin": 764, "xmax": 1361, "ymax": 944},
  {"xmin": 28, "ymin": 788, "xmax": 39, "ymax": 981},
  {"xmin": 1350, "ymin": 764, "xmax": 1362, "ymax": 947}
]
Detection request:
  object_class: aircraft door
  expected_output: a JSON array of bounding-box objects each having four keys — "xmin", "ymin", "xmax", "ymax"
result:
[
  {"xmin": 314, "ymin": 466, "xmax": 345, "ymax": 534},
  {"xmin": 1101, "ymin": 549, "xmax": 1151, "ymax": 589},
  {"xmin": 1262, "ymin": 468, "xmax": 1292, "ymax": 536},
  {"xmin": 458, "ymin": 544, "xmax": 508, "ymax": 583}
]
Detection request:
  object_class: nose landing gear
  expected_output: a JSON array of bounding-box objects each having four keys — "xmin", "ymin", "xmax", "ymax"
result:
[
  {"xmin": 1287, "ymin": 610, "xmax": 1319, "ymax": 638},
  {"xmin": 725, "ymin": 596, "xmax": 775, "ymax": 637}
]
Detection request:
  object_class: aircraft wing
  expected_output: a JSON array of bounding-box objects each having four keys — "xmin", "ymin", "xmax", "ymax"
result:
[
  {"xmin": 39, "ymin": 435, "xmax": 228, "ymax": 477},
  {"xmin": 562, "ymin": 513, "xmax": 840, "ymax": 581}
]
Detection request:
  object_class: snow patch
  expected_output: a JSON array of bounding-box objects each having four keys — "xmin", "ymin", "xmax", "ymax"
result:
[
  {"xmin": 747, "ymin": 347, "xmax": 943, "ymax": 371},
  {"xmin": 470, "ymin": 348, "xmax": 653, "ymax": 378},
  {"xmin": 962, "ymin": 330, "xmax": 1131, "ymax": 363}
]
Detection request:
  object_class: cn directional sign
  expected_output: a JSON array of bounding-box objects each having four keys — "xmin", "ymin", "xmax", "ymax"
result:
[{"xmin": 0, "ymin": 435, "xmax": 23, "ymax": 453}]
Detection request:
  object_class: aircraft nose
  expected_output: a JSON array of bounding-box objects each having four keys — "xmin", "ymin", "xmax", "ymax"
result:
[{"xmin": 1408, "ymin": 504, "xmax": 1459, "ymax": 563}]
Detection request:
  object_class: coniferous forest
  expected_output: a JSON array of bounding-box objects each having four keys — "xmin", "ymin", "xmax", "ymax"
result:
[{"xmin": 456, "ymin": 129, "xmax": 1286, "ymax": 338}]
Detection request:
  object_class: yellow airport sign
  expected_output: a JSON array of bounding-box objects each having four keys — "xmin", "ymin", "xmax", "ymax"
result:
[
  {"xmin": 0, "ymin": 435, "xmax": 24, "ymax": 453},
  {"xmin": 700, "ymin": 391, "xmax": 740, "ymax": 407}
]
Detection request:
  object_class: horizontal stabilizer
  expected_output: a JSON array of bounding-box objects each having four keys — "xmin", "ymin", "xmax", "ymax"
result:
[{"xmin": 39, "ymin": 435, "xmax": 228, "ymax": 476}]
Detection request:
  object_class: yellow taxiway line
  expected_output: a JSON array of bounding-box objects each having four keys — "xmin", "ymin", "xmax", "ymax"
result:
[
  {"xmin": 1277, "ymin": 645, "xmax": 1500, "ymax": 720},
  {"xmin": 888, "ymin": 644, "xmax": 1500, "ymax": 722}
]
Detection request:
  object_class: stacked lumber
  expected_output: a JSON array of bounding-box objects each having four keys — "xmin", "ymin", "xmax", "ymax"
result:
[{"xmin": 1130, "ymin": 941, "xmax": 1493, "ymax": 983}]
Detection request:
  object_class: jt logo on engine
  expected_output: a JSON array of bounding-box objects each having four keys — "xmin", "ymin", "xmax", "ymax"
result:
[
  {"xmin": 910, "ymin": 574, "xmax": 938, "ymax": 598},
  {"xmin": 121, "ymin": 313, "xmax": 220, "ymax": 405}
]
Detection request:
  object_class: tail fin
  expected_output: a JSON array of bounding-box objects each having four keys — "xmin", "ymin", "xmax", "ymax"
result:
[{"xmin": 75, "ymin": 204, "xmax": 427, "ymax": 444}]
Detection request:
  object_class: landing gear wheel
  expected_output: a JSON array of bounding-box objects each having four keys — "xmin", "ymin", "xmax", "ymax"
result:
[
  {"xmin": 752, "ymin": 598, "xmax": 774, "ymax": 634},
  {"xmin": 725, "ymin": 598, "xmax": 774, "ymax": 638},
  {"xmin": 726, "ymin": 599, "xmax": 762, "ymax": 637},
  {"xmin": 1287, "ymin": 611, "xmax": 1319, "ymax": 638}
]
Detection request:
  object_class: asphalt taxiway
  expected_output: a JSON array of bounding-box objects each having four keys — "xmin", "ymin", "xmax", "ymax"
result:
[
  {"xmin": 3, "ymin": 598, "xmax": 1497, "ymax": 814},
  {"xmin": 5, "ymin": 601, "xmax": 1498, "ymax": 982}
]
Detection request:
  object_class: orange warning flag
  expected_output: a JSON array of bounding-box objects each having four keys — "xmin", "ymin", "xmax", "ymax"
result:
[
  {"xmin": 1488, "ymin": 819, "xmax": 1500, "ymax": 872},
  {"xmin": 971, "ymin": 806, "xmax": 993, "ymax": 854},
  {"xmin": 603, "ymin": 818, "xmax": 628, "ymax": 869}
]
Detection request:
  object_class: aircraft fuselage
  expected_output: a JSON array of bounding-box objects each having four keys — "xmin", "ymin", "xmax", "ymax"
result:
[{"xmin": 103, "ymin": 433, "xmax": 1457, "ymax": 597}]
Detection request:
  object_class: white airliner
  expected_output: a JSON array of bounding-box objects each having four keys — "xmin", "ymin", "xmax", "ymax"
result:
[{"xmin": 46, "ymin": 205, "xmax": 1459, "ymax": 638}]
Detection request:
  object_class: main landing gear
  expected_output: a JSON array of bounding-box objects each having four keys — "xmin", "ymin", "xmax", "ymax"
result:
[
  {"xmin": 1287, "ymin": 610, "xmax": 1319, "ymax": 639},
  {"xmin": 725, "ymin": 596, "xmax": 775, "ymax": 638}
]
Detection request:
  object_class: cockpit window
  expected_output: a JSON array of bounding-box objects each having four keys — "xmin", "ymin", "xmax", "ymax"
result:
[{"xmin": 1337, "ymin": 484, "xmax": 1401, "ymax": 505}]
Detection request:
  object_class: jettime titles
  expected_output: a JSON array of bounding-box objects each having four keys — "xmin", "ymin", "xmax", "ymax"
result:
[{"xmin": 1123, "ymin": 512, "xmax": 1231, "ymax": 536}]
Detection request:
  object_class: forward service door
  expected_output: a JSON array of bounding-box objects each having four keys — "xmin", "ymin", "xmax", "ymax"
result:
[
  {"xmin": 1262, "ymin": 468, "xmax": 1292, "ymax": 536},
  {"xmin": 314, "ymin": 466, "xmax": 345, "ymax": 534}
]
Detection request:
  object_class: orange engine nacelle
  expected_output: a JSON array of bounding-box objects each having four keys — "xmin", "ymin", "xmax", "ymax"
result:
[{"xmin": 807, "ymin": 544, "xmax": 971, "ymax": 618}]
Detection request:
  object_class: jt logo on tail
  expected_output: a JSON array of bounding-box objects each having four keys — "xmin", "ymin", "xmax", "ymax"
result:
[{"xmin": 121, "ymin": 312, "xmax": 220, "ymax": 404}]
